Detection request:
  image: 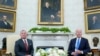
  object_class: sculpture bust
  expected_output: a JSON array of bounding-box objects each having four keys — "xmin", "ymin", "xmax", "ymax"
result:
[
  {"xmin": 2, "ymin": 37, "xmax": 6, "ymax": 50},
  {"xmin": 93, "ymin": 37, "xmax": 99, "ymax": 47}
]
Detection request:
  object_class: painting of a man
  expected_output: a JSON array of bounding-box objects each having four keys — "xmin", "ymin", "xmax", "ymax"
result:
[
  {"xmin": 41, "ymin": 2, "xmax": 55, "ymax": 22},
  {"xmin": 0, "ymin": 10, "xmax": 16, "ymax": 32},
  {"xmin": 40, "ymin": 0, "xmax": 61, "ymax": 22},
  {"xmin": 0, "ymin": 15, "xmax": 12, "ymax": 29},
  {"xmin": 88, "ymin": 14, "xmax": 100, "ymax": 30}
]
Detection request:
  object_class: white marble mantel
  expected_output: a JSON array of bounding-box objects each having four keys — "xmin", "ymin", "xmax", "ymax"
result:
[
  {"xmin": 28, "ymin": 32, "xmax": 74, "ymax": 54},
  {"xmin": 28, "ymin": 32, "xmax": 74, "ymax": 36}
]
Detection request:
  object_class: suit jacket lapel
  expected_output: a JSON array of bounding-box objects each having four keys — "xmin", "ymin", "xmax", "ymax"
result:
[
  {"xmin": 20, "ymin": 39, "xmax": 26, "ymax": 50},
  {"xmin": 74, "ymin": 38, "xmax": 77, "ymax": 49}
]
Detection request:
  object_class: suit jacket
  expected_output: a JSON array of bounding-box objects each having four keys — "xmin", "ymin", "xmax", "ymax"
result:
[
  {"xmin": 68, "ymin": 37, "xmax": 90, "ymax": 56},
  {"xmin": 41, "ymin": 7, "xmax": 56, "ymax": 22},
  {"xmin": 14, "ymin": 39, "xmax": 34, "ymax": 56},
  {"xmin": 0, "ymin": 21, "xmax": 12, "ymax": 29}
]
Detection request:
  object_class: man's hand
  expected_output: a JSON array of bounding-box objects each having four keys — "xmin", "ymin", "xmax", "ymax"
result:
[
  {"xmin": 25, "ymin": 55, "xmax": 31, "ymax": 56},
  {"xmin": 75, "ymin": 50, "xmax": 83, "ymax": 54},
  {"xmin": 51, "ymin": 15, "xmax": 55, "ymax": 19},
  {"xmin": 71, "ymin": 52, "xmax": 77, "ymax": 56}
]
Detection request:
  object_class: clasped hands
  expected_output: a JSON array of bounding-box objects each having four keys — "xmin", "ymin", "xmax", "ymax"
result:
[
  {"xmin": 51, "ymin": 15, "xmax": 55, "ymax": 19},
  {"xmin": 71, "ymin": 50, "xmax": 83, "ymax": 56},
  {"xmin": 25, "ymin": 55, "xmax": 31, "ymax": 56}
]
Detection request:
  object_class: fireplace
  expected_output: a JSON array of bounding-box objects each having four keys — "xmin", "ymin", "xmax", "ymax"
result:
[
  {"xmin": 36, "ymin": 46, "xmax": 64, "ymax": 50},
  {"xmin": 28, "ymin": 32, "xmax": 74, "ymax": 55}
]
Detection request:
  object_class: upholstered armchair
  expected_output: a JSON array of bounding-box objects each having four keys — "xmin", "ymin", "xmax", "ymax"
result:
[
  {"xmin": 82, "ymin": 34, "xmax": 93, "ymax": 56},
  {"xmin": 6, "ymin": 35, "xmax": 20, "ymax": 56}
]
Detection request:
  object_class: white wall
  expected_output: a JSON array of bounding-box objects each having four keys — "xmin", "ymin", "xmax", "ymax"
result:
[{"xmin": 0, "ymin": 0, "xmax": 100, "ymax": 48}]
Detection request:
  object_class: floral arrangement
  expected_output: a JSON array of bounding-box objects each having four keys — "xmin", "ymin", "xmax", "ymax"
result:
[{"xmin": 35, "ymin": 47, "xmax": 67, "ymax": 56}]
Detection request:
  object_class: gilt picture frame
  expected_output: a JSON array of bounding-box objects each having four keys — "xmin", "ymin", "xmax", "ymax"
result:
[
  {"xmin": 85, "ymin": 10, "xmax": 100, "ymax": 33},
  {"xmin": 38, "ymin": 0, "xmax": 64, "ymax": 25},
  {"xmin": 0, "ymin": 9, "xmax": 16, "ymax": 32}
]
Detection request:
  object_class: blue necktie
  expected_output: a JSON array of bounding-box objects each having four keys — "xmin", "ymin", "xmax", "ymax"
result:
[
  {"xmin": 75, "ymin": 38, "xmax": 80, "ymax": 56},
  {"xmin": 76, "ymin": 38, "xmax": 80, "ymax": 49}
]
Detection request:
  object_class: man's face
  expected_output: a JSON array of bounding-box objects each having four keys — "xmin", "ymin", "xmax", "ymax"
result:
[
  {"xmin": 45, "ymin": 2, "xmax": 50, "ymax": 8},
  {"xmin": 20, "ymin": 30, "xmax": 27, "ymax": 39},
  {"xmin": 75, "ymin": 29, "xmax": 82, "ymax": 38},
  {"xmin": 3, "ymin": 15, "xmax": 7, "ymax": 21},
  {"xmin": 92, "ymin": 16, "xmax": 97, "ymax": 21}
]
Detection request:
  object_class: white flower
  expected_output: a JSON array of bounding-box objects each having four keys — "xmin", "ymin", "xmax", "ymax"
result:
[
  {"xmin": 35, "ymin": 49, "xmax": 47, "ymax": 56},
  {"xmin": 35, "ymin": 47, "xmax": 67, "ymax": 56},
  {"xmin": 48, "ymin": 53, "xmax": 60, "ymax": 56},
  {"xmin": 58, "ymin": 49, "xmax": 66, "ymax": 55},
  {"xmin": 45, "ymin": 48, "xmax": 52, "ymax": 53},
  {"xmin": 35, "ymin": 52, "xmax": 41, "ymax": 56}
]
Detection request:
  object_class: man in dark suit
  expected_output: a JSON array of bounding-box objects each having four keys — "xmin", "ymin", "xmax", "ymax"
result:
[
  {"xmin": 41, "ymin": 2, "xmax": 56, "ymax": 22},
  {"xmin": 14, "ymin": 30, "xmax": 34, "ymax": 56},
  {"xmin": 0, "ymin": 15, "xmax": 12, "ymax": 29},
  {"xmin": 68, "ymin": 29, "xmax": 90, "ymax": 56}
]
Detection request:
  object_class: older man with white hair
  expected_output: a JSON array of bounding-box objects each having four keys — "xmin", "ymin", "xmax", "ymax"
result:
[{"xmin": 68, "ymin": 29, "xmax": 91, "ymax": 56}]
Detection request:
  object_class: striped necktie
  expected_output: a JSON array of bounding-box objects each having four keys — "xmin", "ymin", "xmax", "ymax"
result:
[{"xmin": 24, "ymin": 39, "xmax": 28, "ymax": 51}]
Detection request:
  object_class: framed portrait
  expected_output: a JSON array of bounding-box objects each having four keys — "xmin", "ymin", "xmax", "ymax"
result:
[
  {"xmin": 85, "ymin": 10, "xmax": 100, "ymax": 33},
  {"xmin": 0, "ymin": 9, "xmax": 16, "ymax": 32},
  {"xmin": 0, "ymin": 0, "xmax": 17, "ymax": 9},
  {"xmin": 38, "ymin": 0, "xmax": 64, "ymax": 25},
  {"xmin": 84, "ymin": 0, "xmax": 100, "ymax": 10}
]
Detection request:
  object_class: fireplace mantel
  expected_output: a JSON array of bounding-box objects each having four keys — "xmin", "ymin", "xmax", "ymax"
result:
[
  {"xmin": 27, "ymin": 32, "xmax": 74, "ymax": 55},
  {"xmin": 28, "ymin": 32, "xmax": 74, "ymax": 36}
]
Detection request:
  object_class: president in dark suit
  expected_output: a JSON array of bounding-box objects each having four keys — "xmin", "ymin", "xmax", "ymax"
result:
[
  {"xmin": 14, "ymin": 30, "xmax": 34, "ymax": 56},
  {"xmin": 68, "ymin": 29, "xmax": 90, "ymax": 56},
  {"xmin": 0, "ymin": 15, "xmax": 12, "ymax": 29}
]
